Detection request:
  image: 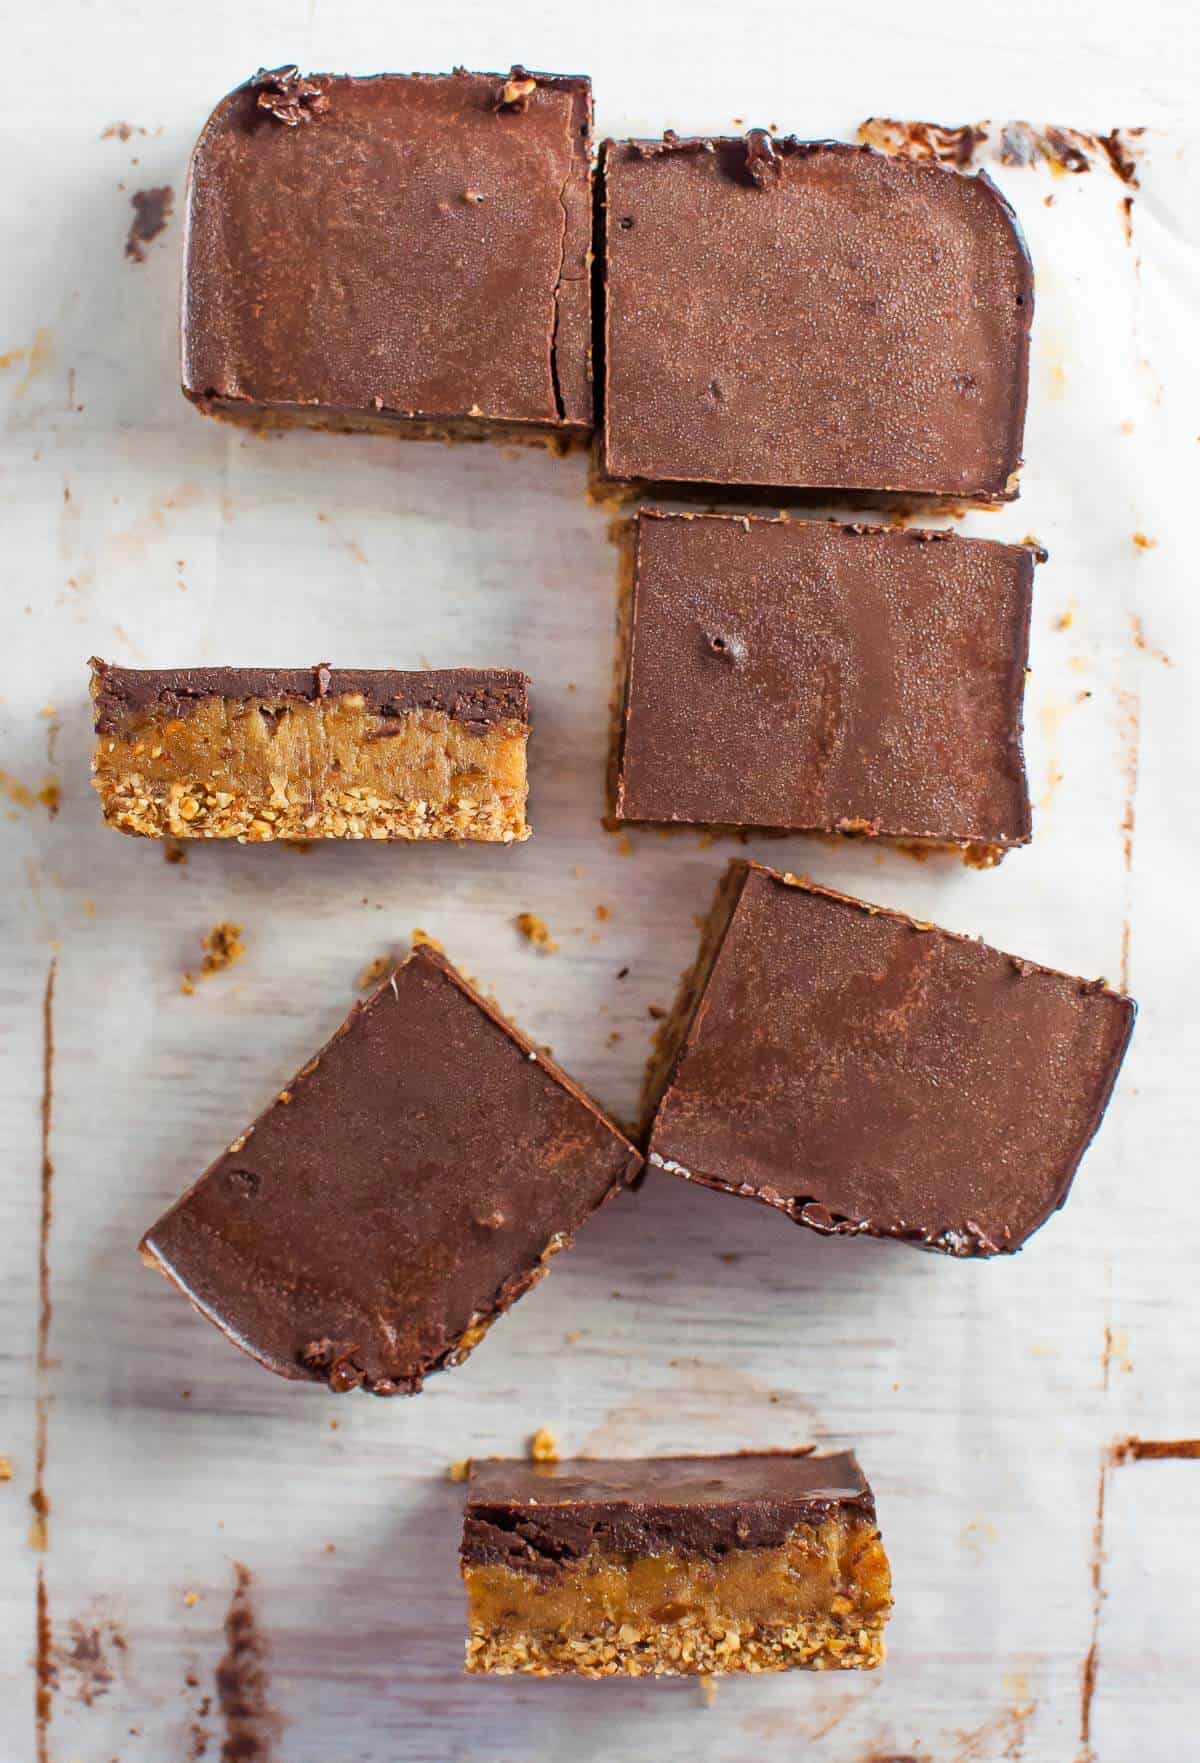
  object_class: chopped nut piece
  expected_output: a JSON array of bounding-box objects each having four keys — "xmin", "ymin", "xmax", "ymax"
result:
[
  {"xmin": 448, "ymin": 1459, "xmax": 471, "ymax": 1483},
  {"xmin": 201, "ymin": 923, "xmax": 245, "ymax": 976},
  {"xmin": 0, "ymin": 1455, "xmax": 13, "ymax": 1481},
  {"xmin": 528, "ymin": 1427, "xmax": 559, "ymax": 1463}
]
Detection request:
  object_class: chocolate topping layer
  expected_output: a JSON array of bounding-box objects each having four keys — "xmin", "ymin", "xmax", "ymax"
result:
[
  {"xmin": 648, "ymin": 863, "xmax": 1135, "ymax": 1256},
  {"xmin": 463, "ymin": 1451, "xmax": 874, "ymax": 1571},
  {"xmin": 601, "ymin": 137, "xmax": 1032, "ymax": 499},
  {"xmin": 615, "ymin": 512, "xmax": 1035, "ymax": 845},
  {"xmin": 141, "ymin": 945, "xmax": 641, "ymax": 1394},
  {"xmin": 90, "ymin": 662, "xmax": 529, "ymax": 733},
  {"xmin": 183, "ymin": 67, "xmax": 592, "ymax": 429}
]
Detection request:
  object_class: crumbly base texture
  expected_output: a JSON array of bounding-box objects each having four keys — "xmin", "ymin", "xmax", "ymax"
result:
[
  {"xmin": 93, "ymin": 694, "xmax": 529, "ymax": 843},
  {"xmin": 464, "ymin": 1517, "xmax": 891, "ymax": 1677},
  {"xmin": 588, "ymin": 451, "xmax": 1019, "ymax": 512},
  {"xmin": 193, "ymin": 394, "xmax": 585, "ymax": 455}
]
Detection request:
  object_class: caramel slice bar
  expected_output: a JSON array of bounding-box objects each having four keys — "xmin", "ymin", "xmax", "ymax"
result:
[
  {"xmin": 183, "ymin": 67, "xmax": 593, "ymax": 443},
  {"xmin": 614, "ymin": 511, "xmax": 1036, "ymax": 856},
  {"xmin": 90, "ymin": 662, "xmax": 530, "ymax": 843},
  {"xmin": 141, "ymin": 942, "xmax": 642, "ymax": 1394},
  {"xmin": 600, "ymin": 136, "xmax": 1032, "ymax": 502},
  {"xmin": 647, "ymin": 861, "xmax": 1135, "ymax": 1256},
  {"xmin": 462, "ymin": 1450, "xmax": 892, "ymax": 1676}
]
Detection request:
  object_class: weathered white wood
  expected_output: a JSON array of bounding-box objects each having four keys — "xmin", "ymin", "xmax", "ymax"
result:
[{"xmin": 2, "ymin": 6, "xmax": 1198, "ymax": 1760}]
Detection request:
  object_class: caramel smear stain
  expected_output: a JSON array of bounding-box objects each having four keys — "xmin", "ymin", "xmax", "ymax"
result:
[
  {"xmin": 37, "ymin": 779, "xmax": 60, "ymax": 817},
  {"xmin": 216, "ymin": 1564, "xmax": 280, "ymax": 1763},
  {"xmin": 1079, "ymin": 1453, "xmax": 1110, "ymax": 1763},
  {"xmin": 15, "ymin": 327, "xmax": 55, "ymax": 398},
  {"xmin": 698, "ymin": 1673, "xmax": 718, "ymax": 1706},
  {"xmin": 857, "ymin": 117, "xmax": 1142, "ymax": 184},
  {"xmin": 183, "ymin": 923, "xmax": 246, "ymax": 994},
  {"xmin": 1102, "ymin": 1324, "xmax": 1133, "ymax": 1390},
  {"xmin": 411, "ymin": 928, "xmax": 444, "ymax": 954},
  {"xmin": 125, "ymin": 185, "xmax": 174, "ymax": 263},
  {"xmin": 516, "ymin": 912, "xmax": 558, "ymax": 953},
  {"xmin": 528, "ymin": 1427, "xmax": 559, "ymax": 1463},
  {"xmin": 101, "ymin": 121, "xmax": 146, "ymax": 140},
  {"xmin": 952, "ymin": 1702, "xmax": 1035, "ymax": 1761},
  {"xmin": 164, "ymin": 837, "xmax": 187, "ymax": 864},
  {"xmin": 0, "ymin": 769, "xmax": 35, "ymax": 808},
  {"xmin": 1114, "ymin": 687, "xmax": 1140, "ymax": 873},
  {"xmin": 1129, "ymin": 613, "xmax": 1172, "ymax": 667}
]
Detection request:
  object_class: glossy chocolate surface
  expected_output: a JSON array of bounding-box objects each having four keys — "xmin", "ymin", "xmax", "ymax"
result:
[
  {"xmin": 463, "ymin": 1450, "xmax": 874, "ymax": 1570},
  {"xmin": 615, "ymin": 512, "xmax": 1035, "ymax": 844},
  {"xmin": 648, "ymin": 863, "xmax": 1135, "ymax": 1256},
  {"xmin": 601, "ymin": 137, "xmax": 1032, "ymax": 498},
  {"xmin": 142, "ymin": 946, "xmax": 641, "ymax": 1393},
  {"xmin": 183, "ymin": 67, "xmax": 593, "ymax": 429}
]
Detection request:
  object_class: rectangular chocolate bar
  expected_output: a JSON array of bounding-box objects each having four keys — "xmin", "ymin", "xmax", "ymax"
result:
[
  {"xmin": 462, "ymin": 1450, "xmax": 892, "ymax": 1676},
  {"xmin": 141, "ymin": 942, "xmax": 642, "ymax": 1394},
  {"xmin": 600, "ymin": 135, "xmax": 1032, "ymax": 501},
  {"xmin": 647, "ymin": 862, "xmax": 1135, "ymax": 1256},
  {"xmin": 183, "ymin": 66, "xmax": 593, "ymax": 442},
  {"xmin": 90, "ymin": 661, "xmax": 531, "ymax": 843},
  {"xmin": 614, "ymin": 511, "xmax": 1036, "ymax": 855}
]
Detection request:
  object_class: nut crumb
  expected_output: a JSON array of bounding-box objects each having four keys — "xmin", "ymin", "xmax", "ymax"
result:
[
  {"xmin": 528, "ymin": 1427, "xmax": 559, "ymax": 1463},
  {"xmin": 448, "ymin": 1459, "xmax": 470, "ymax": 1483},
  {"xmin": 1132, "ymin": 531, "xmax": 1157, "ymax": 551},
  {"xmin": 647, "ymin": 1004, "xmax": 667, "ymax": 1020},
  {"xmin": 356, "ymin": 954, "xmax": 391, "ymax": 990},
  {"xmin": 594, "ymin": 903, "xmax": 610, "ymax": 921},
  {"xmin": 516, "ymin": 912, "xmax": 558, "ymax": 953},
  {"xmin": 1056, "ymin": 609, "xmax": 1075, "ymax": 630},
  {"xmin": 183, "ymin": 1590, "xmax": 199, "ymax": 1607},
  {"xmin": 0, "ymin": 1455, "xmax": 12, "ymax": 1481},
  {"xmin": 201, "ymin": 923, "xmax": 245, "ymax": 975}
]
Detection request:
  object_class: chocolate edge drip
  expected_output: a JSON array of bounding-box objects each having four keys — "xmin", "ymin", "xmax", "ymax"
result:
[{"xmin": 89, "ymin": 660, "xmax": 530, "ymax": 733}]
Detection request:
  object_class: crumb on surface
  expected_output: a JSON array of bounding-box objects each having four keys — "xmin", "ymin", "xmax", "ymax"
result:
[
  {"xmin": 0, "ymin": 1455, "xmax": 12, "ymax": 1481},
  {"xmin": 648, "ymin": 1004, "xmax": 667, "ymax": 1020},
  {"xmin": 182, "ymin": 922, "xmax": 245, "ymax": 994},
  {"xmin": 594, "ymin": 903, "xmax": 610, "ymax": 921},
  {"xmin": 1056, "ymin": 609, "xmax": 1075, "ymax": 630},
  {"xmin": 528, "ymin": 1427, "xmax": 559, "ymax": 1463},
  {"xmin": 356, "ymin": 954, "xmax": 391, "ymax": 990},
  {"xmin": 1132, "ymin": 531, "xmax": 1157, "ymax": 551},
  {"xmin": 516, "ymin": 912, "xmax": 558, "ymax": 952},
  {"xmin": 699, "ymin": 1673, "xmax": 718, "ymax": 1706},
  {"xmin": 183, "ymin": 1590, "xmax": 199, "ymax": 1607},
  {"xmin": 164, "ymin": 837, "xmax": 187, "ymax": 864},
  {"xmin": 448, "ymin": 1459, "xmax": 470, "ymax": 1483}
]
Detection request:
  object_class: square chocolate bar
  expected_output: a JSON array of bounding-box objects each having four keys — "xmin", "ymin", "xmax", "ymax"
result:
[
  {"xmin": 646, "ymin": 862, "xmax": 1134, "ymax": 1255},
  {"xmin": 614, "ymin": 511, "xmax": 1036, "ymax": 856},
  {"xmin": 183, "ymin": 66, "xmax": 593, "ymax": 442},
  {"xmin": 600, "ymin": 135, "xmax": 1032, "ymax": 501},
  {"xmin": 142, "ymin": 943, "xmax": 641, "ymax": 1393}
]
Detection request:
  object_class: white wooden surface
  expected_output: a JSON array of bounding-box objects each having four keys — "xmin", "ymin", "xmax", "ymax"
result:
[{"xmin": 2, "ymin": 4, "xmax": 1198, "ymax": 1760}]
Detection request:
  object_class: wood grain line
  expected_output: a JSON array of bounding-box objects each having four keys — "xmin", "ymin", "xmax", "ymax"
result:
[{"xmin": 33, "ymin": 960, "xmax": 57, "ymax": 1763}]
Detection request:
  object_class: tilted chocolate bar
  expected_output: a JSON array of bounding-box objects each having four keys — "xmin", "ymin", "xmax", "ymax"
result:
[
  {"xmin": 462, "ymin": 1450, "xmax": 892, "ymax": 1675},
  {"xmin": 90, "ymin": 661, "xmax": 531, "ymax": 843},
  {"xmin": 646, "ymin": 862, "xmax": 1135, "ymax": 1255},
  {"xmin": 141, "ymin": 943, "xmax": 642, "ymax": 1393},
  {"xmin": 614, "ymin": 511, "xmax": 1037, "ymax": 856},
  {"xmin": 183, "ymin": 66, "xmax": 593, "ymax": 442},
  {"xmin": 600, "ymin": 135, "xmax": 1032, "ymax": 502}
]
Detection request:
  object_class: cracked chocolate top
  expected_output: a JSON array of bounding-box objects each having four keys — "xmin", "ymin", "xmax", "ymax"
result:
[
  {"xmin": 141, "ymin": 945, "xmax": 642, "ymax": 1396},
  {"xmin": 182, "ymin": 67, "xmax": 592, "ymax": 427},
  {"xmin": 462, "ymin": 1451, "xmax": 875, "ymax": 1571},
  {"xmin": 616, "ymin": 511, "xmax": 1036, "ymax": 843},
  {"xmin": 601, "ymin": 137, "xmax": 1032, "ymax": 497},
  {"xmin": 90, "ymin": 661, "xmax": 530, "ymax": 733},
  {"xmin": 648, "ymin": 862, "xmax": 1135, "ymax": 1257}
]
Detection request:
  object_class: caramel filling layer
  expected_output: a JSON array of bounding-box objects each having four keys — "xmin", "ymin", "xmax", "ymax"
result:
[
  {"xmin": 92, "ymin": 694, "xmax": 529, "ymax": 843},
  {"xmin": 464, "ymin": 1516, "xmax": 891, "ymax": 1676}
]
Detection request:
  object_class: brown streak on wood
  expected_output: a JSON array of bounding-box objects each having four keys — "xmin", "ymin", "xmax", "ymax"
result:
[
  {"xmin": 1077, "ymin": 1454, "xmax": 1108, "ymax": 1761},
  {"xmin": 1114, "ymin": 686, "xmax": 1140, "ymax": 873},
  {"xmin": 35, "ymin": 1568, "xmax": 53, "ymax": 1763},
  {"xmin": 1112, "ymin": 1436, "xmax": 1200, "ymax": 1463},
  {"xmin": 216, "ymin": 1563, "xmax": 280, "ymax": 1761},
  {"xmin": 31, "ymin": 959, "xmax": 56, "ymax": 1554}
]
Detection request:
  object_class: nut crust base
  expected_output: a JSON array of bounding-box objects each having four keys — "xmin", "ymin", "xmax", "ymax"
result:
[{"xmin": 465, "ymin": 1613, "xmax": 886, "ymax": 1677}]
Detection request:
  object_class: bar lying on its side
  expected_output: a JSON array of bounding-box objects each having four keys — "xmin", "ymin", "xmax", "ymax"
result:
[
  {"xmin": 141, "ymin": 941, "xmax": 642, "ymax": 1395},
  {"xmin": 90, "ymin": 661, "xmax": 531, "ymax": 843},
  {"xmin": 462, "ymin": 1450, "xmax": 892, "ymax": 1676}
]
